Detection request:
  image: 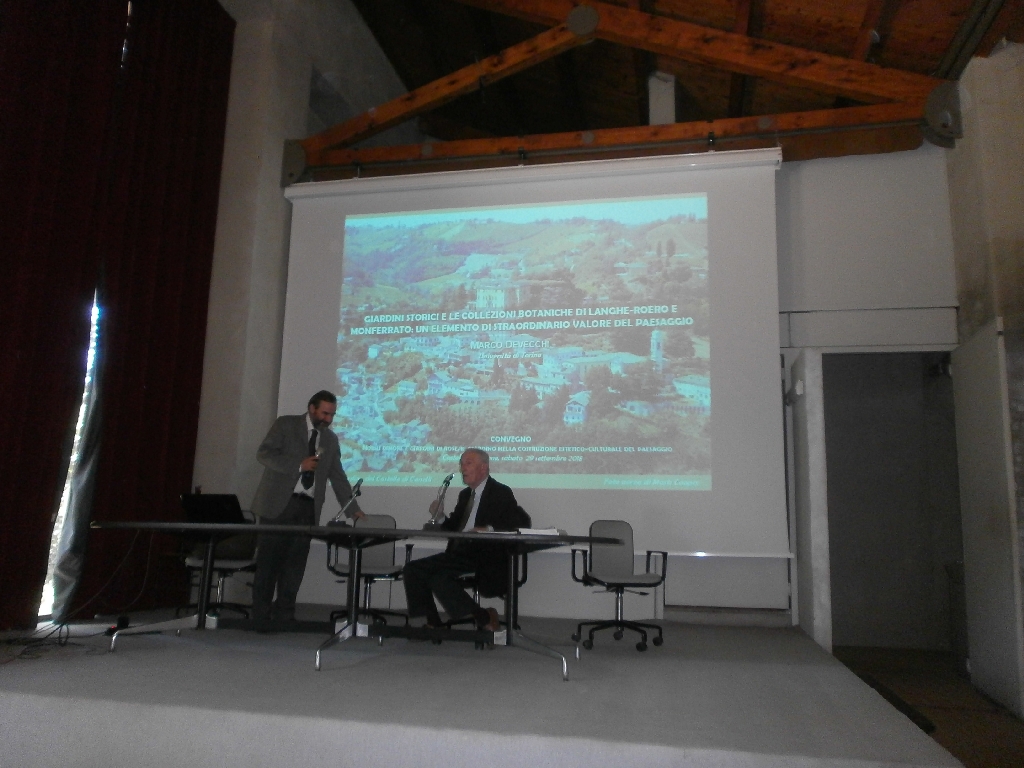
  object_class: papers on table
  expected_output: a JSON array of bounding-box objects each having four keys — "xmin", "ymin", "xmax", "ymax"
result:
[{"xmin": 518, "ymin": 527, "xmax": 565, "ymax": 535}]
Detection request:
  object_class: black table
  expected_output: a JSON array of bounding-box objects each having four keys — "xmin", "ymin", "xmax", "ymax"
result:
[
  {"xmin": 312, "ymin": 525, "xmax": 619, "ymax": 679},
  {"xmin": 90, "ymin": 521, "xmax": 618, "ymax": 678}
]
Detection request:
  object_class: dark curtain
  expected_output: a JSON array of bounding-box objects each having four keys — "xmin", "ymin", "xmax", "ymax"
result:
[
  {"xmin": 68, "ymin": 0, "xmax": 235, "ymax": 618},
  {"xmin": 0, "ymin": 1, "xmax": 128, "ymax": 631},
  {"xmin": 0, "ymin": 0, "xmax": 235, "ymax": 630}
]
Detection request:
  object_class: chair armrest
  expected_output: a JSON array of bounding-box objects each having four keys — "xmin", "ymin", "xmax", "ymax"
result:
[
  {"xmin": 516, "ymin": 552, "xmax": 528, "ymax": 588},
  {"xmin": 326, "ymin": 544, "xmax": 347, "ymax": 580},
  {"xmin": 570, "ymin": 548, "xmax": 589, "ymax": 584},
  {"xmin": 645, "ymin": 550, "xmax": 668, "ymax": 584}
]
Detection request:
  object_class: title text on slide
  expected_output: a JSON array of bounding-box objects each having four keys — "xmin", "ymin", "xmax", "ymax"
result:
[
  {"xmin": 361, "ymin": 442, "xmax": 672, "ymax": 454},
  {"xmin": 351, "ymin": 305, "xmax": 693, "ymax": 337}
]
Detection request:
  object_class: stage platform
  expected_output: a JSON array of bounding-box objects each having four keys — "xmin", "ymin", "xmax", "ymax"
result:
[{"xmin": 0, "ymin": 617, "xmax": 961, "ymax": 768}]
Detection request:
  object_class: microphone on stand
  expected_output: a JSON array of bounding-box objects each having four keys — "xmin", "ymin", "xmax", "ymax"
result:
[
  {"xmin": 331, "ymin": 477, "xmax": 364, "ymax": 524},
  {"xmin": 426, "ymin": 472, "xmax": 456, "ymax": 526}
]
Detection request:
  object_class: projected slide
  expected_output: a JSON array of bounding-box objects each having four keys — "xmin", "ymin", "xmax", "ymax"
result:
[{"xmin": 332, "ymin": 195, "xmax": 710, "ymax": 491}]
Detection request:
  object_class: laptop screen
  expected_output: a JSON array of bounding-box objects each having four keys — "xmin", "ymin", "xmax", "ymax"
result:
[{"xmin": 180, "ymin": 494, "xmax": 246, "ymax": 525}]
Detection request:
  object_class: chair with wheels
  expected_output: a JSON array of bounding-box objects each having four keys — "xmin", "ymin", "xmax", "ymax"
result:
[
  {"xmin": 327, "ymin": 514, "xmax": 409, "ymax": 626},
  {"xmin": 570, "ymin": 519, "xmax": 667, "ymax": 651},
  {"xmin": 180, "ymin": 514, "xmax": 257, "ymax": 619},
  {"xmin": 445, "ymin": 552, "xmax": 529, "ymax": 633},
  {"xmin": 444, "ymin": 504, "xmax": 531, "ymax": 637}
]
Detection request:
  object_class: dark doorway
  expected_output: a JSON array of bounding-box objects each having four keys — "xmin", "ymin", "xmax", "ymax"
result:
[{"xmin": 823, "ymin": 352, "xmax": 965, "ymax": 651}]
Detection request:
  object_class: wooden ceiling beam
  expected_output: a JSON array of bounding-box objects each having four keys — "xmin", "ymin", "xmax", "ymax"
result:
[
  {"xmin": 834, "ymin": 0, "xmax": 901, "ymax": 107},
  {"xmin": 451, "ymin": 0, "xmax": 942, "ymax": 102},
  {"xmin": 304, "ymin": 100, "xmax": 926, "ymax": 171},
  {"xmin": 302, "ymin": 17, "xmax": 595, "ymax": 154}
]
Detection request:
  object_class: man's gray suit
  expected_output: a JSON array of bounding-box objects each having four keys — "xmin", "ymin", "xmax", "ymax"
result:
[
  {"xmin": 251, "ymin": 414, "xmax": 360, "ymax": 624},
  {"xmin": 252, "ymin": 414, "xmax": 357, "ymax": 522}
]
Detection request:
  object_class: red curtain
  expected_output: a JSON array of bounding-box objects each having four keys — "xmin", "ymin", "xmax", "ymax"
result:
[
  {"xmin": 69, "ymin": 0, "xmax": 236, "ymax": 618},
  {"xmin": 0, "ymin": 0, "xmax": 235, "ymax": 629},
  {"xmin": 0, "ymin": 1, "xmax": 129, "ymax": 631}
]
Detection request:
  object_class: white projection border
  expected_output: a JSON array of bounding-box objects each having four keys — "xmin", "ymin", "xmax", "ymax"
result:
[{"xmin": 283, "ymin": 149, "xmax": 787, "ymax": 555}]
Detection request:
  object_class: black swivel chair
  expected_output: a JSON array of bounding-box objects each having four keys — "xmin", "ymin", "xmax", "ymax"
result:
[
  {"xmin": 570, "ymin": 519, "xmax": 667, "ymax": 651},
  {"xmin": 327, "ymin": 514, "xmax": 409, "ymax": 626},
  {"xmin": 447, "ymin": 553, "xmax": 529, "ymax": 632},
  {"xmin": 445, "ymin": 504, "xmax": 532, "ymax": 633},
  {"xmin": 180, "ymin": 518, "xmax": 257, "ymax": 619}
]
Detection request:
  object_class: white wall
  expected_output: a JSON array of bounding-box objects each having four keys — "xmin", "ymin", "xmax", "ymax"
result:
[
  {"xmin": 946, "ymin": 43, "xmax": 1024, "ymax": 716},
  {"xmin": 777, "ymin": 144, "xmax": 958, "ymax": 352},
  {"xmin": 790, "ymin": 349, "xmax": 831, "ymax": 649}
]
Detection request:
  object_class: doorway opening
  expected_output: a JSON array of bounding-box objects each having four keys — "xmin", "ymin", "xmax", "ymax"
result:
[{"xmin": 822, "ymin": 352, "xmax": 965, "ymax": 656}]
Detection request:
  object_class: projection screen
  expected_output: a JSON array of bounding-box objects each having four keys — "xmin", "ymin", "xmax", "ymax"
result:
[{"xmin": 282, "ymin": 149, "xmax": 787, "ymax": 555}]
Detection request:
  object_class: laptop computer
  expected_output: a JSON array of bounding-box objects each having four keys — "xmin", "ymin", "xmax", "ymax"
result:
[{"xmin": 180, "ymin": 493, "xmax": 247, "ymax": 525}]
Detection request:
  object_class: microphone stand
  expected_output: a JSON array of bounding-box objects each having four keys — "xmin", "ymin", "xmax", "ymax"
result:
[
  {"xmin": 425, "ymin": 474, "xmax": 454, "ymax": 527},
  {"xmin": 330, "ymin": 479, "xmax": 362, "ymax": 524}
]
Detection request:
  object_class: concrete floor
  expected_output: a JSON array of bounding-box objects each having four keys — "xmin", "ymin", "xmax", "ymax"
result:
[{"xmin": 1, "ymin": 615, "xmax": 960, "ymax": 768}]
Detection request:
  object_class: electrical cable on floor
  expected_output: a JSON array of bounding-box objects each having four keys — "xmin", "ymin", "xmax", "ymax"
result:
[{"xmin": 0, "ymin": 621, "xmax": 108, "ymax": 665}]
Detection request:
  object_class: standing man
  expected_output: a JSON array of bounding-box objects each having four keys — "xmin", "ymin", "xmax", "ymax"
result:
[
  {"xmin": 403, "ymin": 448, "xmax": 528, "ymax": 631},
  {"xmin": 250, "ymin": 390, "xmax": 364, "ymax": 629}
]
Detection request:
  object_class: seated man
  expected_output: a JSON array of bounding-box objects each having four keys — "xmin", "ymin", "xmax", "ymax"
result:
[{"xmin": 403, "ymin": 448, "xmax": 527, "ymax": 631}]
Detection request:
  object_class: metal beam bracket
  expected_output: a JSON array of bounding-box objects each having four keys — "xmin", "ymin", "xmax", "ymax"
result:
[{"xmin": 924, "ymin": 81, "xmax": 963, "ymax": 148}]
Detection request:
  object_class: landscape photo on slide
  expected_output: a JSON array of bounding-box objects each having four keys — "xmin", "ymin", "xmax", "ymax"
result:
[{"xmin": 331, "ymin": 194, "xmax": 710, "ymax": 491}]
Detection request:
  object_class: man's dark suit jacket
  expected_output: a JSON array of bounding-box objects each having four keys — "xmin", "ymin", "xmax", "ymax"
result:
[{"xmin": 439, "ymin": 476, "xmax": 530, "ymax": 598}]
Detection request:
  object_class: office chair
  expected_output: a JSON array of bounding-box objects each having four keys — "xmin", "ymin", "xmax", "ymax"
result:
[
  {"xmin": 180, "ymin": 518, "xmax": 257, "ymax": 619},
  {"xmin": 327, "ymin": 514, "xmax": 409, "ymax": 626},
  {"xmin": 446, "ymin": 552, "xmax": 529, "ymax": 632},
  {"xmin": 570, "ymin": 519, "xmax": 667, "ymax": 651},
  {"xmin": 445, "ymin": 504, "xmax": 532, "ymax": 633}
]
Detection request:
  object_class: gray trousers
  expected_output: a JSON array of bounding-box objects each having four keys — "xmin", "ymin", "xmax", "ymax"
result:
[{"xmin": 252, "ymin": 495, "xmax": 315, "ymax": 623}]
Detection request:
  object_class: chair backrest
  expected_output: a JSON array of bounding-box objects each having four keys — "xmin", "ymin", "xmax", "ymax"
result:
[
  {"xmin": 355, "ymin": 514, "xmax": 397, "ymax": 571},
  {"xmin": 588, "ymin": 519, "xmax": 635, "ymax": 582},
  {"xmin": 182, "ymin": 496, "xmax": 255, "ymax": 561}
]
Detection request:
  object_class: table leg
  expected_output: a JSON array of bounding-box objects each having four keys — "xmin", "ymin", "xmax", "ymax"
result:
[
  {"xmin": 315, "ymin": 542, "xmax": 363, "ymax": 670},
  {"xmin": 195, "ymin": 536, "xmax": 217, "ymax": 629},
  {"xmin": 510, "ymin": 630, "xmax": 569, "ymax": 681},
  {"xmin": 109, "ymin": 535, "xmax": 219, "ymax": 651},
  {"xmin": 504, "ymin": 550, "xmax": 514, "ymax": 647},
  {"xmin": 503, "ymin": 546, "xmax": 568, "ymax": 680},
  {"xmin": 109, "ymin": 613, "xmax": 205, "ymax": 651}
]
